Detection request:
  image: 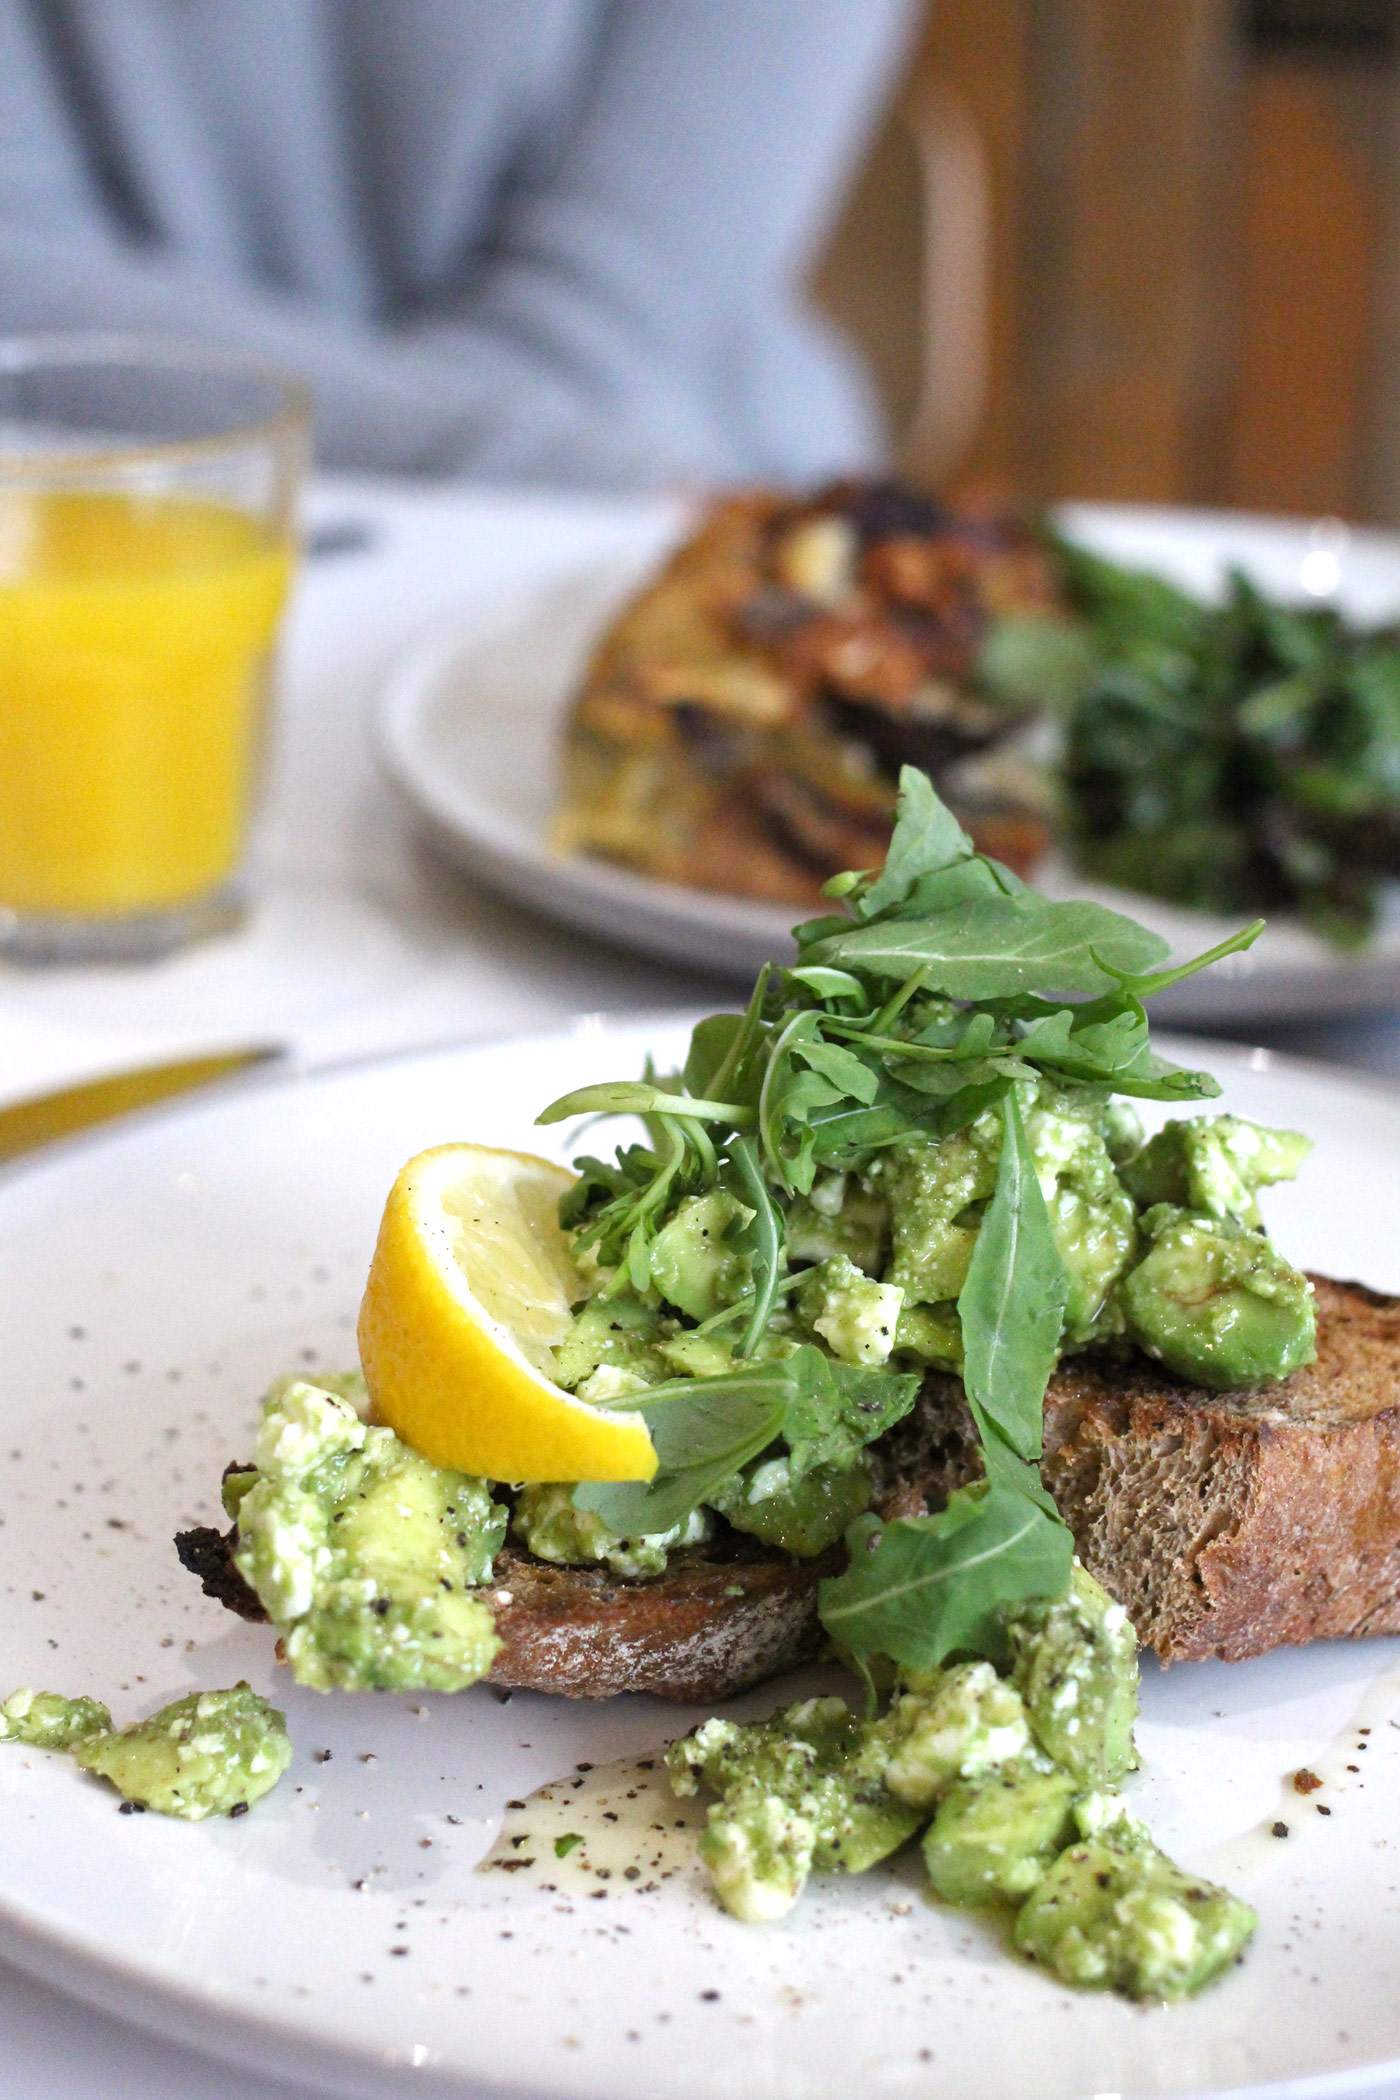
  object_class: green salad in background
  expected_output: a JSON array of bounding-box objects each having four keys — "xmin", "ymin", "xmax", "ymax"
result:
[{"xmin": 987, "ymin": 533, "xmax": 1400, "ymax": 944}]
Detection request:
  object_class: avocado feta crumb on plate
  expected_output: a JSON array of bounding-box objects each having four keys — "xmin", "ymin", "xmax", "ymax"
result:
[
  {"xmin": 668, "ymin": 1565, "xmax": 1255, "ymax": 1999},
  {"xmin": 1, "ymin": 1683, "xmax": 290, "ymax": 1820}
]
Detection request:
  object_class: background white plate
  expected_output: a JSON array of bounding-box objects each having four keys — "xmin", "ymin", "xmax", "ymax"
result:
[
  {"xmin": 375, "ymin": 504, "xmax": 1400, "ymax": 1025},
  {"xmin": 1, "ymin": 1021, "xmax": 1399, "ymax": 2100}
]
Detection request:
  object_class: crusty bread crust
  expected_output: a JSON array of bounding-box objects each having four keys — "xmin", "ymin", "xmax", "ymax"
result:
[
  {"xmin": 487, "ymin": 1543, "xmax": 830, "ymax": 1700},
  {"xmin": 177, "ymin": 1275, "xmax": 1400, "ymax": 1693},
  {"xmin": 172, "ymin": 1525, "xmax": 830, "ymax": 1704},
  {"xmin": 879, "ymin": 1276, "xmax": 1400, "ymax": 1664}
]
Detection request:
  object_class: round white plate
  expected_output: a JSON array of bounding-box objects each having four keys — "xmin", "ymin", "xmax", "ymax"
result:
[
  {"xmin": 374, "ymin": 504, "xmax": 1400, "ymax": 1024},
  {"xmin": 1, "ymin": 1019, "xmax": 1399, "ymax": 2100}
]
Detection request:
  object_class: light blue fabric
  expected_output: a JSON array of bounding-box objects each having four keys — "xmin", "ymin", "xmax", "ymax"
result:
[{"xmin": 0, "ymin": 0, "xmax": 915, "ymax": 486}]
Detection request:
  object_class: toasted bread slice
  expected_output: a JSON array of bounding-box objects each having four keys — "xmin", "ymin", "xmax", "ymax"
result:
[
  {"xmin": 876, "ymin": 1276, "xmax": 1400, "ymax": 1663},
  {"xmin": 173, "ymin": 1522, "xmax": 831, "ymax": 1703},
  {"xmin": 176, "ymin": 1275, "xmax": 1400, "ymax": 1697}
]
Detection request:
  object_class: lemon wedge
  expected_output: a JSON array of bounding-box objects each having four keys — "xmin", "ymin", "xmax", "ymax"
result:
[{"xmin": 356, "ymin": 1143, "xmax": 657, "ymax": 1484}]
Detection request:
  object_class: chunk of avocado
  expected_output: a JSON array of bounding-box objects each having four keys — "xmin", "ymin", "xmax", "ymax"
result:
[
  {"xmin": 0, "ymin": 1689, "xmax": 112, "ymax": 1751},
  {"xmin": 1007, "ymin": 1564, "xmax": 1139, "ymax": 1787},
  {"xmin": 648, "ymin": 1189, "xmax": 753, "ymax": 1322},
  {"xmin": 1121, "ymin": 1115, "xmax": 1311, "ymax": 1228},
  {"xmin": 75, "ymin": 1683, "xmax": 291, "ymax": 1821},
  {"xmin": 923, "ymin": 1765, "xmax": 1081, "ymax": 1907},
  {"xmin": 796, "ymin": 1254, "xmax": 904, "ymax": 1367},
  {"xmin": 1013, "ymin": 1831, "xmax": 1257, "ymax": 1998},
  {"xmin": 1120, "ymin": 1205, "xmax": 1316, "ymax": 1389},
  {"xmin": 709, "ymin": 1454, "xmax": 873, "ymax": 1558}
]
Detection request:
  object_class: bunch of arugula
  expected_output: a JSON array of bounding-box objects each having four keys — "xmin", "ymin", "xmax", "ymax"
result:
[
  {"xmin": 1024, "ymin": 539, "xmax": 1400, "ymax": 946},
  {"xmin": 538, "ymin": 768, "xmax": 1261, "ymax": 1678}
]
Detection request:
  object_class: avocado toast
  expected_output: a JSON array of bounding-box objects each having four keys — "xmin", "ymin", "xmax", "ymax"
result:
[{"xmin": 177, "ymin": 765, "xmax": 1399, "ymax": 1700}]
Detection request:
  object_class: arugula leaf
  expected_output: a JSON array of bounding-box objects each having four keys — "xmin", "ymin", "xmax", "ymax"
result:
[
  {"xmin": 575, "ymin": 1360, "xmax": 793, "ymax": 1534},
  {"xmin": 575, "ymin": 1346, "xmax": 917, "ymax": 1536},
  {"xmin": 783, "ymin": 1360, "xmax": 920, "ymax": 1477},
  {"xmin": 537, "ymin": 1081, "xmax": 754, "ymax": 1128},
  {"xmin": 684, "ymin": 967, "xmax": 771, "ymax": 1103},
  {"xmin": 818, "ymin": 1476, "xmax": 1073, "ymax": 1674},
  {"xmin": 807, "ymin": 893, "xmax": 1170, "ymax": 997},
  {"xmin": 894, "ymin": 857, "xmax": 1020, "ymax": 918},
  {"xmin": 858, "ymin": 765, "xmax": 975, "ymax": 918},
  {"xmin": 1088, "ymin": 919, "xmax": 1264, "ymax": 1001},
  {"xmin": 1013, "ymin": 998, "xmax": 1220, "ymax": 1101},
  {"xmin": 793, "ymin": 1036, "xmax": 881, "ymax": 1103},
  {"xmin": 886, "ymin": 1054, "xmax": 1034, "ymax": 1100},
  {"xmin": 956, "ymin": 1091, "xmax": 1068, "ymax": 1464},
  {"xmin": 802, "ymin": 1072, "xmax": 939, "ymax": 1167},
  {"xmin": 785, "ymin": 965, "xmax": 869, "ymax": 1005},
  {"xmin": 727, "ymin": 1136, "xmax": 784, "ymax": 1358},
  {"xmin": 791, "ymin": 910, "xmax": 855, "ymax": 952}
]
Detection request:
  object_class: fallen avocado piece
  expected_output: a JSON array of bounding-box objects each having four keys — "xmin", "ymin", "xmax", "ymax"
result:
[
  {"xmin": 0, "ymin": 1688, "xmax": 112, "ymax": 1751},
  {"xmin": 2, "ymin": 1682, "xmax": 291, "ymax": 1822},
  {"xmin": 1013, "ymin": 1829, "xmax": 1256, "ymax": 1999},
  {"xmin": 922, "ymin": 1764, "xmax": 1081, "ymax": 1907},
  {"xmin": 1006, "ymin": 1564, "xmax": 1139, "ymax": 1787},
  {"xmin": 668, "ymin": 1696, "xmax": 920, "ymax": 1922},
  {"xmin": 75, "ymin": 1683, "xmax": 292, "ymax": 1821}
]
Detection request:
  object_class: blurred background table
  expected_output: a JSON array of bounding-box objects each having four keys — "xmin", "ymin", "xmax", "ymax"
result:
[
  {"xmin": 1, "ymin": 474, "xmax": 1395, "ymax": 2100},
  {"xmin": 3, "ymin": 473, "xmax": 1396, "ymax": 1120}
]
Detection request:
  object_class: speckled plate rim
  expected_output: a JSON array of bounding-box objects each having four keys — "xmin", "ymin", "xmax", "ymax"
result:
[
  {"xmin": 0, "ymin": 1020, "xmax": 1398, "ymax": 2100},
  {"xmin": 373, "ymin": 502, "xmax": 1400, "ymax": 1025}
]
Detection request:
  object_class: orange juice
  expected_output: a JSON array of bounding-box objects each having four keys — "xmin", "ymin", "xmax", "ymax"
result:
[{"xmin": 0, "ymin": 490, "xmax": 293, "ymax": 916}]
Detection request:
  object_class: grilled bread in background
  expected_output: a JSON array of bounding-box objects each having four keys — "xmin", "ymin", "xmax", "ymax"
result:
[{"xmin": 556, "ymin": 479, "xmax": 1063, "ymax": 905}]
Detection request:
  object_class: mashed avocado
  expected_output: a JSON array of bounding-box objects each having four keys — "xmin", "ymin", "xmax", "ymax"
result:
[
  {"xmin": 1014, "ymin": 1827, "xmax": 1256, "ymax": 1999},
  {"xmin": 671, "ymin": 1562, "xmax": 1255, "ymax": 2000},
  {"xmin": 863, "ymin": 1086, "xmax": 1312, "ymax": 1380},
  {"xmin": 76, "ymin": 1684, "xmax": 291, "ymax": 1820},
  {"xmin": 232, "ymin": 1377, "xmax": 506, "ymax": 1693},
  {"xmin": 667, "ymin": 1696, "xmax": 921, "ymax": 1922},
  {"xmin": 0, "ymin": 1688, "xmax": 112, "ymax": 1750},
  {"xmin": 512, "ymin": 1482, "xmax": 713, "ymax": 1579},
  {"xmin": 2, "ymin": 1682, "xmax": 290, "ymax": 1820}
]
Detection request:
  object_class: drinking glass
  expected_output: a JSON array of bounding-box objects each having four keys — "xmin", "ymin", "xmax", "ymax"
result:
[{"xmin": 0, "ymin": 336, "xmax": 310, "ymax": 961}]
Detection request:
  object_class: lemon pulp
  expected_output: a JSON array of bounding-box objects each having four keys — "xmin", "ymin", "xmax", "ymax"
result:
[{"xmin": 357, "ymin": 1144, "xmax": 657, "ymax": 1484}]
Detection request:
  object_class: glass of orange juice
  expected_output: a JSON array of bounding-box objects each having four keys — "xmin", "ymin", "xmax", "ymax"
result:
[{"xmin": 0, "ymin": 337, "xmax": 310, "ymax": 961}]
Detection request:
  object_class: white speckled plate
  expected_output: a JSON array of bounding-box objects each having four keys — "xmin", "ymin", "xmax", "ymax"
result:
[
  {"xmin": 375, "ymin": 505, "xmax": 1400, "ymax": 1025},
  {"xmin": 2, "ymin": 1020, "xmax": 1399, "ymax": 2100}
]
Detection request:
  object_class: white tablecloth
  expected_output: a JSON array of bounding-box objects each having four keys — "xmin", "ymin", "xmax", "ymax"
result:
[{"xmin": 2, "ymin": 475, "xmax": 1396, "ymax": 2100}]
